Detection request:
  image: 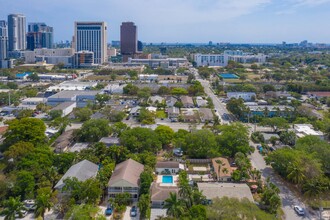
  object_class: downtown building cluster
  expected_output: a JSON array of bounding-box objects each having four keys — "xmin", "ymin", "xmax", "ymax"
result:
[{"xmin": 0, "ymin": 13, "xmax": 145, "ymax": 69}]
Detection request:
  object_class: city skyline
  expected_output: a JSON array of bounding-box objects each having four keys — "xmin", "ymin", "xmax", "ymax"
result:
[{"xmin": 1, "ymin": 0, "xmax": 330, "ymax": 43}]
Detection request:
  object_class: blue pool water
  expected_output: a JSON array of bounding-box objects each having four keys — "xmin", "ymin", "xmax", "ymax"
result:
[
  {"xmin": 162, "ymin": 176, "xmax": 173, "ymax": 184},
  {"xmin": 219, "ymin": 73, "xmax": 239, "ymax": 79}
]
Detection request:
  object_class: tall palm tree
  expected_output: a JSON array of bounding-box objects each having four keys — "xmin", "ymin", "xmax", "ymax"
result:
[
  {"xmin": 164, "ymin": 193, "xmax": 184, "ymax": 218},
  {"xmin": 0, "ymin": 197, "xmax": 26, "ymax": 220},
  {"xmin": 215, "ymin": 159, "xmax": 224, "ymax": 181},
  {"xmin": 34, "ymin": 193, "xmax": 53, "ymax": 220},
  {"xmin": 287, "ymin": 163, "xmax": 305, "ymax": 185}
]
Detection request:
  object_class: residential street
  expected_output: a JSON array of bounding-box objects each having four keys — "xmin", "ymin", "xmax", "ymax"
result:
[{"xmin": 196, "ymin": 69, "xmax": 315, "ymax": 220}]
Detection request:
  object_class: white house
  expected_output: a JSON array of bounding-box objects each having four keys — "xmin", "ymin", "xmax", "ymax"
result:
[
  {"xmin": 294, "ymin": 124, "xmax": 324, "ymax": 140},
  {"xmin": 51, "ymin": 102, "xmax": 76, "ymax": 117},
  {"xmin": 227, "ymin": 92, "xmax": 256, "ymax": 102},
  {"xmin": 155, "ymin": 161, "xmax": 184, "ymax": 175}
]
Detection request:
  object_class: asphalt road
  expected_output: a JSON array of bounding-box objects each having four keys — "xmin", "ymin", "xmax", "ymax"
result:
[{"xmin": 194, "ymin": 68, "xmax": 315, "ymax": 220}]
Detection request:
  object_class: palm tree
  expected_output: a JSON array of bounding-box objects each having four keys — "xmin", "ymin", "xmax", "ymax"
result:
[
  {"xmin": 215, "ymin": 159, "xmax": 224, "ymax": 181},
  {"xmin": 34, "ymin": 193, "xmax": 53, "ymax": 220},
  {"xmin": 287, "ymin": 163, "xmax": 305, "ymax": 185},
  {"xmin": 163, "ymin": 193, "xmax": 184, "ymax": 218},
  {"xmin": 0, "ymin": 197, "xmax": 26, "ymax": 220},
  {"xmin": 178, "ymin": 183, "xmax": 193, "ymax": 208},
  {"xmin": 46, "ymin": 166, "xmax": 59, "ymax": 188},
  {"xmin": 222, "ymin": 168, "xmax": 229, "ymax": 176}
]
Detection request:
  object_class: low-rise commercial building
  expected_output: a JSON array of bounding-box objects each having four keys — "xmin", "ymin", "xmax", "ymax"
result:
[
  {"xmin": 294, "ymin": 124, "xmax": 324, "ymax": 140},
  {"xmin": 51, "ymin": 101, "xmax": 76, "ymax": 117},
  {"xmin": 227, "ymin": 92, "xmax": 256, "ymax": 102}
]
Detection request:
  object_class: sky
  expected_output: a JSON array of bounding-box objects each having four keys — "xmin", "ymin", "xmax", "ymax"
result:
[{"xmin": 1, "ymin": 0, "xmax": 330, "ymax": 44}]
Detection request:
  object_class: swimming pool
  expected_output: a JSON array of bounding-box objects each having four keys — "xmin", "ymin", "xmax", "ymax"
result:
[{"xmin": 162, "ymin": 175, "xmax": 173, "ymax": 184}]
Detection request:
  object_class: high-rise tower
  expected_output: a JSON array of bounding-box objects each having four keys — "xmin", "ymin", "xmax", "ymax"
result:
[
  {"xmin": 8, "ymin": 14, "xmax": 26, "ymax": 51},
  {"xmin": 74, "ymin": 22, "xmax": 107, "ymax": 64}
]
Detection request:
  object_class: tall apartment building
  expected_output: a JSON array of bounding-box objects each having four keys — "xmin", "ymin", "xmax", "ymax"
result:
[
  {"xmin": 27, "ymin": 23, "xmax": 54, "ymax": 50},
  {"xmin": 0, "ymin": 20, "xmax": 8, "ymax": 60},
  {"xmin": 74, "ymin": 22, "xmax": 107, "ymax": 64},
  {"xmin": 8, "ymin": 14, "xmax": 26, "ymax": 51},
  {"xmin": 120, "ymin": 22, "xmax": 137, "ymax": 62}
]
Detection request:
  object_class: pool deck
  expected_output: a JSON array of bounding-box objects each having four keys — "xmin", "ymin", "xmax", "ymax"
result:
[{"xmin": 156, "ymin": 175, "xmax": 178, "ymax": 187}]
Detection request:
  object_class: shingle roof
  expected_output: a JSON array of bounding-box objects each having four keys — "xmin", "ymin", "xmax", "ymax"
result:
[
  {"xmin": 156, "ymin": 161, "xmax": 180, "ymax": 169},
  {"xmin": 54, "ymin": 159, "xmax": 98, "ymax": 189},
  {"xmin": 108, "ymin": 159, "xmax": 144, "ymax": 187},
  {"xmin": 151, "ymin": 183, "xmax": 179, "ymax": 201}
]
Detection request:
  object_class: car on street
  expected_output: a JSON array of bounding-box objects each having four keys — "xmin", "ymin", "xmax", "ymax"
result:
[
  {"xmin": 294, "ymin": 205, "xmax": 305, "ymax": 216},
  {"xmin": 130, "ymin": 206, "xmax": 137, "ymax": 217},
  {"xmin": 105, "ymin": 205, "xmax": 113, "ymax": 216}
]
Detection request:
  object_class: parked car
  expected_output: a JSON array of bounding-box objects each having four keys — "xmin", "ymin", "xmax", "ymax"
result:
[
  {"xmin": 105, "ymin": 205, "xmax": 113, "ymax": 216},
  {"xmin": 15, "ymin": 210, "xmax": 28, "ymax": 218},
  {"xmin": 24, "ymin": 199, "xmax": 35, "ymax": 210},
  {"xmin": 294, "ymin": 205, "xmax": 305, "ymax": 216},
  {"xmin": 130, "ymin": 206, "xmax": 137, "ymax": 217}
]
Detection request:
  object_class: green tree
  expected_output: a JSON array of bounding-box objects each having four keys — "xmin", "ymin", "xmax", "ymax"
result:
[
  {"xmin": 49, "ymin": 109, "xmax": 63, "ymax": 120},
  {"xmin": 138, "ymin": 87, "xmax": 152, "ymax": 99},
  {"xmin": 158, "ymin": 86, "xmax": 170, "ymax": 95},
  {"xmin": 216, "ymin": 123, "xmax": 250, "ymax": 157},
  {"xmin": 77, "ymin": 119, "xmax": 111, "ymax": 142},
  {"xmin": 123, "ymin": 83, "xmax": 139, "ymax": 95},
  {"xmin": 171, "ymin": 87, "xmax": 188, "ymax": 96},
  {"xmin": 74, "ymin": 107, "xmax": 93, "ymax": 122},
  {"xmin": 260, "ymin": 180, "xmax": 281, "ymax": 214},
  {"xmin": 140, "ymin": 170, "xmax": 154, "ymax": 195},
  {"xmin": 138, "ymin": 108, "xmax": 156, "ymax": 124},
  {"xmin": 95, "ymin": 94, "xmax": 111, "ymax": 107},
  {"xmin": 279, "ymin": 131, "xmax": 296, "ymax": 146},
  {"xmin": 65, "ymin": 204, "xmax": 103, "ymax": 220},
  {"xmin": 120, "ymin": 127, "xmax": 161, "ymax": 153},
  {"xmin": 138, "ymin": 194, "xmax": 151, "ymax": 219},
  {"xmin": 0, "ymin": 196, "xmax": 27, "ymax": 220},
  {"xmin": 155, "ymin": 125, "xmax": 174, "ymax": 147},
  {"xmin": 34, "ymin": 189, "xmax": 54, "ymax": 219},
  {"xmin": 189, "ymin": 204, "xmax": 207, "ymax": 220},
  {"xmin": 3, "ymin": 141, "xmax": 34, "ymax": 161},
  {"xmin": 27, "ymin": 73, "xmax": 40, "ymax": 81},
  {"xmin": 164, "ymin": 193, "xmax": 184, "ymax": 218},
  {"xmin": 183, "ymin": 129, "xmax": 217, "ymax": 158},
  {"xmin": 4, "ymin": 118, "xmax": 46, "ymax": 147},
  {"xmin": 260, "ymin": 117, "xmax": 289, "ymax": 132},
  {"xmin": 17, "ymin": 109, "xmax": 33, "ymax": 119},
  {"xmin": 286, "ymin": 162, "xmax": 306, "ymax": 185},
  {"xmin": 13, "ymin": 170, "xmax": 35, "ymax": 200}
]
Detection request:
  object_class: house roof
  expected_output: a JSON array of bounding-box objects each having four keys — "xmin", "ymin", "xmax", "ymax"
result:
[
  {"xmin": 199, "ymin": 108, "xmax": 213, "ymax": 120},
  {"xmin": 180, "ymin": 96, "xmax": 193, "ymax": 105},
  {"xmin": 0, "ymin": 126, "xmax": 8, "ymax": 134},
  {"xmin": 197, "ymin": 182, "xmax": 254, "ymax": 202},
  {"xmin": 308, "ymin": 91, "xmax": 330, "ymax": 97},
  {"xmin": 151, "ymin": 183, "xmax": 179, "ymax": 201},
  {"xmin": 54, "ymin": 159, "xmax": 98, "ymax": 189},
  {"xmin": 55, "ymin": 129, "xmax": 75, "ymax": 151},
  {"xmin": 99, "ymin": 137, "xmax": 120, "ymax": 145},
  {"xmin": 108, "ymin": 159, "xmax": 144, "ymax": 187},
  {"xmin": 156, "ymin": 161, "xmax": 180, "ymax": 169}
]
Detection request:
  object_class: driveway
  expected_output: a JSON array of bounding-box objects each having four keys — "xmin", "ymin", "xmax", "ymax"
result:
[{"xmin": 123, "ymin": 206, "xmax": 139, "ymax": 220}]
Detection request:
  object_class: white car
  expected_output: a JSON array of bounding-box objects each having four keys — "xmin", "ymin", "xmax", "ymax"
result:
[{"xmin": 294, "ymin": 205, "xmax": 305, "ymax": 216}]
